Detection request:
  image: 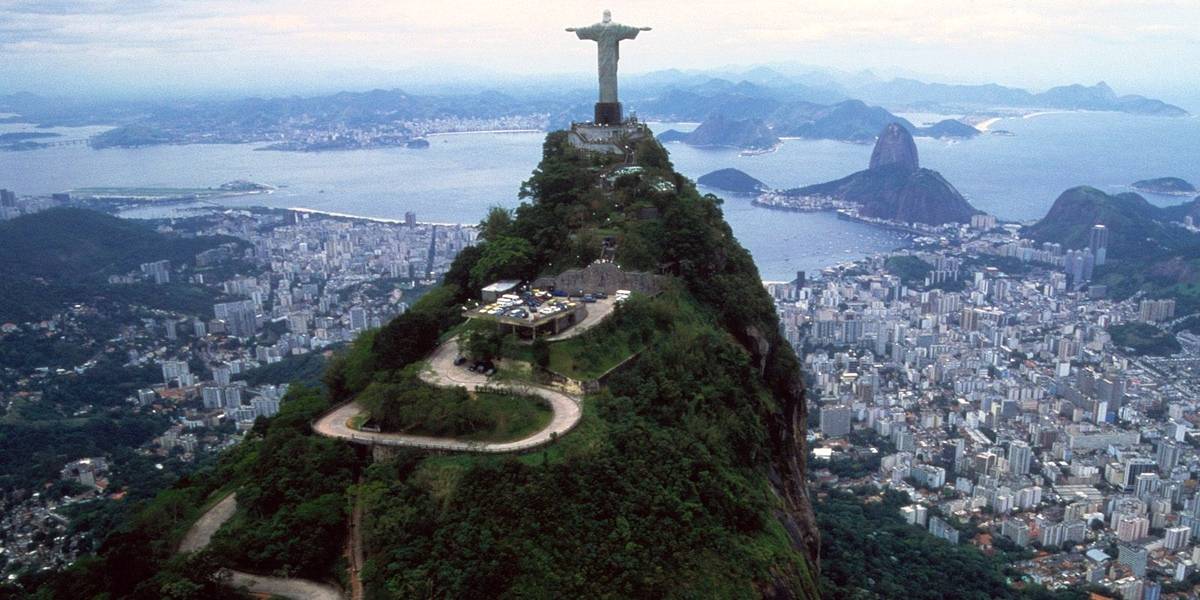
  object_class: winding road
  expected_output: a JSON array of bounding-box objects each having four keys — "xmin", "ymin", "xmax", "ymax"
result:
[
  {"xmin": 312, "ymin": 337, "xmax": 582, "ymax": 453},
  {"xmin": 180, "ymin": 335, "xmax": 584, "ymax": 597},
  {"xmin": 178, "ymin": 492, "xmax": 347, "ymax": 600}
]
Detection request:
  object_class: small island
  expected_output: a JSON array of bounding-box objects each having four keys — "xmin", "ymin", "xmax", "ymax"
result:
[
  {"xmin": 696, "ymin": 168, "xmax": 768, "ymax": 194},
  {"xmin": 919, "ymin": 119, "xmax": 980, "ymax": 139},
  {"xmin": 0, "ymin": 131, "xmax": 63, "ymax": 151},
  {"xmin": 0, "ymin": 131, "xmax": 61, "ymax": 143},
  {"xmin": 66, "ymin": 181, "xmax": 275, "ymax": 211},
  {"xmin": 218, "ymin": 180, "xmax": 275, "ymax": 193},
  {"xmin": 1132, "ymin": 177, "xmax": 1196, "ymax": 196}
]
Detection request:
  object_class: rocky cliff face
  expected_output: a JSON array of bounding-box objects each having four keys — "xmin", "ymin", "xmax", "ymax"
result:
[
  {"xmin": 787, "ymin": 122, "xmax": 979, "ymax": 225},
  {"xmin": 868, "ymin": 122, "xmax": 919, "ymax": 171}
]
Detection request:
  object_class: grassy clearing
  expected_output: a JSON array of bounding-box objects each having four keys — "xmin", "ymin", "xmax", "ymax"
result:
[
  {"xmin": 361, "ymin": 379, "xmax": 553, "ymax": 444},
  {"xmin": 459, "ymin": 392, "xmax": 552, "ymax": 443},
  {"xmin": 496, "ymin": 315, "xmax": 644, "ymax": 381},
  {"xmin": 546, "ymin": 333, "xmax": 639, "ymax": 380}
]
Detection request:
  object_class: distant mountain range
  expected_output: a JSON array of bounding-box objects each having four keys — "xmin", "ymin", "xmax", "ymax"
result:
[
  {"xmin": 0, "ymin": 68, "xmax": 1186, "ymax": 150},
  {"xmin": 656, "ymin": 99, "xmax": 980, "ymax": 149},
  {"xmin": 619, "ymin": 66, "xmax": 1188, "ymax": 116},
  {"xmin": 848, "ymin": 79, "xmax": 1187, "ymax": 116}
]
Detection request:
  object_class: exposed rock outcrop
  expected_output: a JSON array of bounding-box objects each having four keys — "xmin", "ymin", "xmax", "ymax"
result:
[
  {"xmin": 868, "ymin": 123, "xmax": 920, "ymax": 171},
  {"xmin": 784, "ymin": 122, "xmax": 979, "ymax": 225}
]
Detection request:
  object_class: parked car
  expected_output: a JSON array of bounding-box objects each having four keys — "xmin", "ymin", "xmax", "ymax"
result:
[
  {"xmin": 582, "ymin": 294, "xmax": 596, "ymax": 303},
  {"xmin": 454, "ymin": 356, "xmax": 467, "ymax": 366}
]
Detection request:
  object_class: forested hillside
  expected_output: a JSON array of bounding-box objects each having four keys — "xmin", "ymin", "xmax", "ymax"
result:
[
  {"xmin": 13, "ymin": 132, "xmax": 820, "ymax": 599},
  {"xmin": 0, "ymin": 208, "xmax": 240, "ymax": 321}
]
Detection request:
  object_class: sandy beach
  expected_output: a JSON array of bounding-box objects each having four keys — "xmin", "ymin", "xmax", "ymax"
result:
[{"xmin": 974, "ymin": 117, "xmax": 1002, "ymax": 132}]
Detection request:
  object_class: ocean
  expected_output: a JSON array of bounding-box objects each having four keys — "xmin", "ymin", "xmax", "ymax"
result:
[{"xmin": 2, "ymin": 111, "xmax": 1198, "ymax": 281}]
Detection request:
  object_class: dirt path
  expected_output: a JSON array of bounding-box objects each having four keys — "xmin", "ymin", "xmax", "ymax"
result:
[
  {"xmin": 347, "ymin": 477, "xmax": 365, "ymax": 600},
  {"xmin": 178, "ymin": 492, "xmax": 236, "ymax": 554},
  {"xmin": 179, "ymin": 492, "xmax": 347, "ymax": 600},
  {"xmin": 224, "ymin": 571, "xmax": 345, "ymax": 600},
  {"xmin": 312, "ymin": 337, "xmax": 582, "ymax": 453}
]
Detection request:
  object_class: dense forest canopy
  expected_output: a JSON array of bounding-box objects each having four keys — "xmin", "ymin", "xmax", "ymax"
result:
[{"xmin": 11, "ymin": 132, "xmax": 820, "ymax": 599}]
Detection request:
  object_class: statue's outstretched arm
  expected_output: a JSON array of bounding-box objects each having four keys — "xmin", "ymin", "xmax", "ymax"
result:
[{"xmin": 570, "ymin": 25, "xmax": 601, "ymax": 40}]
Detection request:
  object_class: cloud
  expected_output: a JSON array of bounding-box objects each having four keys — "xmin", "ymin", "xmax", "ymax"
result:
[{"xmin": 0, "ymin": 0, "xmax": 1197, "ymax": 96}]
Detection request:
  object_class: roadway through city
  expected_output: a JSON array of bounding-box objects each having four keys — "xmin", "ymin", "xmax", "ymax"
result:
[{"xmin": 311, "ymin": 337, "xmax": 583, "ymax": 452}]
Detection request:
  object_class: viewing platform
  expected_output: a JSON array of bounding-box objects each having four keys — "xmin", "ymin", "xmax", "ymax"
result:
[{"xmin": 566, "ymin": 118, "xmax": 652, "ymax": 156}]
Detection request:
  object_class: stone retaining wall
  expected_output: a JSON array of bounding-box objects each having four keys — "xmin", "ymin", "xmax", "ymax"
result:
[{"xmin": 534, "ymin": 262, "xmax": 662, "ymax": 296}]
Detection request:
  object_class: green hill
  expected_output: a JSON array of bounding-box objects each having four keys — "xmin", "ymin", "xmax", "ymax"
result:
[
  {"xmin": 23, "ymin": 134, "xmax": 820, "ymax": 599},
  {"xmin": 1025, "ymin": 186, "xmax": 1200, "ymax": 259},
  {"xmin": 0, "ymin": 208, "xmax": 235, "ymax": 321},
  {"xmin": 698, "ymin": 168, "xmax": 769, "ymax": 194},
  {"xmin": 346, "ymin": 132, "xmax": 820, "ymax": 598},
  {"xmin": 1026, "ymin": 186, "xmax": 1200, "ymax": 311}
]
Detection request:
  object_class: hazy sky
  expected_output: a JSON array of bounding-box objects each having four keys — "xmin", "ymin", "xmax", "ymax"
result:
[{"xmin": 2, "ymin": 0, "xmax": 1198, "ymax": 105}]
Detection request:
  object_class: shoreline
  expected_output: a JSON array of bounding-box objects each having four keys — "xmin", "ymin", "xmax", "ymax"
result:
[
  {"xmin": 286, "ymin": 206, "xmax": 471, "ymax": 228},
  {"xmin": 425, "ymin": 128, "xmax": 543, "ymax": 137},
  {"xmin": 974, "ymin": 117, "xmax": 1003, "ymax": 132}
]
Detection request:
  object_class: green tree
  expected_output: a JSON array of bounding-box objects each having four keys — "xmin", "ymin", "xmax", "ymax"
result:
[
  {"xmin": 469, "ymin": 236, "xmax": 536, "ymax": 288},
  {"xmin": 531, "ymin": 337, "xmax": 550, "ymax": 369},
  {"xmin": 464, "ymin": 327, "xmax": 503, "ymax": 361},
  {"xmin": 479, "ymin": 206, "xmax": 514, "ymax": 241},
  {"xmin": 636, "ymin": 137, "xmax": 672, "ymax": 170}
]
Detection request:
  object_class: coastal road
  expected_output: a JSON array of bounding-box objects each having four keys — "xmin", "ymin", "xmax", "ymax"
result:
[
  {"xmin": 179, "ymin": 492, "xmax": 347, "ymax": 600},
  {"xmin": 312, "ymin": 337, "xmax": 582, "ymax": 453}
]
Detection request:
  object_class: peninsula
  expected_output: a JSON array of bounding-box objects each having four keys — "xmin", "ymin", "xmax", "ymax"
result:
[
  {"xmin": 1132, "ymin": 177, "xmax": 1196, "ymax": 196},
  {"xmin": 758, "ymin": 122, "xmax": 980, "ymax": 226}
]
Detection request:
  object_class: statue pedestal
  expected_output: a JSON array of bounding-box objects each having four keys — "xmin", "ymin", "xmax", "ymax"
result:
[
  {"xmin": 566, "ymin": 119, "xmax": 650, "ymax": 156},
  {"xmin": 594, "ymin": 102, "xmax": 622, "ymax": 125}
]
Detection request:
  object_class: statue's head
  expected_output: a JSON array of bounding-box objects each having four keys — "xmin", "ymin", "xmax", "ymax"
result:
[{"xmin": 602, "ymin": 9, "xmax": 612, "ymax": 23}]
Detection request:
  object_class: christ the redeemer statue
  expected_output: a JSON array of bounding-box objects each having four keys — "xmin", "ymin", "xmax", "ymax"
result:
[{"xmin": 567, "ymin": 10, "xmax": 650, "ymax": 125}]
